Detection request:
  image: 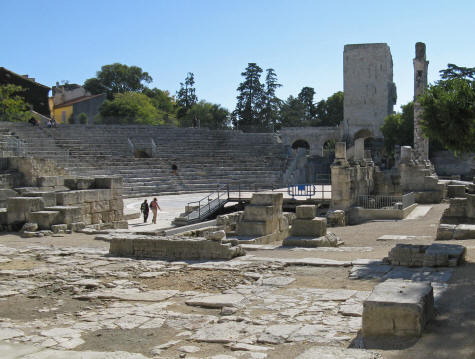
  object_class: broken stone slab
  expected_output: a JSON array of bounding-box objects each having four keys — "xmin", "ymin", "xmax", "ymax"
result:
[
  {"xmin": 295, "ymin": 205, "xmax": 317, "ymax": 219},
  {"xmin": 291, "ymin": 217, "xmax": 327, "ymax": 237},
  {"xmin": 283, "ymin": 233, "xmax": 340, "ymax": 247},
  {"xmin": 424, "ymin": 243, "xmax": 466, "ymax": 267},
  {"xmin": 28, "ymin": 211, "xmax": 60, "ymax": 230},
  {"xmin": 257, "ymin": 324, "xmax": 301, "ymax": 344},
  {"xmin": 295, "ymin": 346, "xmax": 382, "ymax": 359},
  {"xmin": 74, "ymin": 288, "xmax": 178, "ymax": 302},
  {"xmin": 436, "ymin": 224, "xmax": 456, "ymax": 240},
  {"xmin": 51, "ymin": 224, "xmax": 68, "ymax": 233},
  {"xmin": 20, "ymin": 222, "xmax": 38, "ymax": 232},
  {"xmin": 0, "ymin": 328, "xmax": 25, "ymax": 340},
  {"xmin": 363, "ymin": 279, "xmax": 434, "ymax": 337},
  {"xmin": 377, "ymin": 235, "xmax": 431, "ymax": 241},
  {"xmin": 453, "ymin": 224, "xmax": 475, "ymax": 240},
  {"xmin": 191, "ymin": 321, "xmax": 251, "ymax": 343},
  {"xmin": 7, "ymin": 197, "xmax": 45, "ymax": 224},
  {"xmin": 261, "ymin": 276, "xmax": 296, "ymax": 286},
  {"xmin": 186, "ymin": 293, "xmax": 247, "ymax": 309}
]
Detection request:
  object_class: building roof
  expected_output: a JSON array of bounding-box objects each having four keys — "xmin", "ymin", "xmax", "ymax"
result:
[
  {"xmin": 54, "ymin": 93, "xmax": 105, "ymax": 109},
  {"xmin": 0, "ymin": 67, "xmax": 50, "ymax": 89}
]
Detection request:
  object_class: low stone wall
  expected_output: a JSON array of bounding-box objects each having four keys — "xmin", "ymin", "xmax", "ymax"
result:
[
  {"xmin": 440, "ymin": 194, "xmax": 475, "ymax": 225},
  {"xmin": 348, "ymin": 203, "xmax": 417, "ymax": 225},
  {"xmin": 384, "ymin": 243, "xmax": 466, "ymax": 267},
  {"xmin": 437, "ymin": 224, "xmax": 475, "ymax": 240},
  {"xmin": 108, "ymin": 234, "xmax": 245, "ymax": 260}
]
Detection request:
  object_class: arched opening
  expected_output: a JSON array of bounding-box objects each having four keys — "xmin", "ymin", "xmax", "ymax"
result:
[
  {"xmin": 354, "ymin": 129, "xmax": 373, "ymax": 140},
  {"xmin": 322, "ymin": 139, "xmax": 336, "ymax": 158},
  {"xmin": 291, "ymin": 139, "xmax": 310, "ymax": 150}
]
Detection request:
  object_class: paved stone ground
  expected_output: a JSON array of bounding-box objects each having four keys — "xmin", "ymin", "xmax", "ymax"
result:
[{"xmin": 0, "ymin": 201, "xmax": 474, "ymax": 358}]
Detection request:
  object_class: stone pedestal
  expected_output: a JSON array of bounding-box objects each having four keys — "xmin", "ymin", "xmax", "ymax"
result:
[
  {"xmin": 236, "ymin": 193, "xmax": 283, "ymax": 237},
  {"xmin": 363, "ymin": 279, "xmax": 434, "ymax": 337}
]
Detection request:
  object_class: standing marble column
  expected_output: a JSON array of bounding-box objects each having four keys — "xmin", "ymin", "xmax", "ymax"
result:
[{"xmin": 413, "ymin": 42, "xmax": 429, "ymax": 161}]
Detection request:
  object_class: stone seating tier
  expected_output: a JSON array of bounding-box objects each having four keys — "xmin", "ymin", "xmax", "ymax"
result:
[{"xmin": 0, "ymin": 123, "xmax": 286, "ymax": 196}]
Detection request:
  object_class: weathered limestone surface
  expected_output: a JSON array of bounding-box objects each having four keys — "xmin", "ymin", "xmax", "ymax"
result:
[
  {"xmin": 7, "ymin": 197, "xmax": 44, "ymax": 224},
  {"xmin": 343, "ymin": 43, "xmax": 396, "ymax": 140},
  {"xmin": 363, "ymin": 279, "xmax": 434, "ymax": 337},
  {"xmin": 413, "ymin": 42, "xmax": 429, "ymax": 161}
]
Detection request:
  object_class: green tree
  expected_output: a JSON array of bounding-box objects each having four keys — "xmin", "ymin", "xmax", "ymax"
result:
[
  {"xmin": 440, "ymin": 63, "xmax": 475, "ymax": 80},
  {"xmin": 0, "ymin": 84, "xmax": 30, "ymax": 122},
  {"xmin": 176, "ymin": 72, "xmax": 198, "ymax": 120},
  {"xmin": 77, "ymin": 112, "xmax": 88, "ymax": 124},
  {"xmin": 143, "ymin": 87, "xmax": 178, "ymax": 125},
  {"xmin": 262, "ymin": 68, "xmax": 282, "ymax": 130},
  {"xmin": 98, "ymin": 92, "xmax": 162, "ymax": 125},
  {"xmin": 315, "ymin": 91, "xmax": 344, "ymax": 126},
  {"xmin": 279, "ymin": 95, "xmax": 306, "ymax": 127},
  {"xmin": 381, "ymin": 102, "xmax": 414, "ymax": 156},
  {"xmin": 235, "ymin": 63, "xmax": 265, "ymax": 130},
  {"xmin": 182, "ymin": 101, "xmax": 230, "ymax": 129},
  {"xmin": 297, "ymin": 87, "xmax": 316, "ymax": 123},
  {"xmin": 84, "ymin": 63, "xmax": 152, "ymax": 99},
  {"xmin": 419, "ymin": 77, "xmax": 475, "ymax": 154}
]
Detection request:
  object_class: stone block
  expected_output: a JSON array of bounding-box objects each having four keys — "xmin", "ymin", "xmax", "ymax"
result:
[
  {"xmin": 283, "ymin": 232, "xmax": 340, "ymax": 247},
  {"xmin": 56, "ymin": 191, "xmax": 81, "ymax": 206},
  {"xmin": 83, "ymin": 214, "xmax": 92, "ymax": 225},
  {"xmin": 205, "ymin": 230, "xmax": 226, "ymax": 241},
  {"xmin": 453, "ymin": 224, "xmax": 475, "ymax": 240},
  {"xmin": 327, "ymin": 210, "xmax": 345, "ymax": 227},
  {"xmin": 91, "ymin": 213, "xmax": 102, "ymax": 224},
  {"xmin": 101, "ymin": 211, "xmax": 114, "ymax": 223},
  {"xmin": 447, "ymin": 185, "xmax": 466, "ymax": 198},
  {"xmin": 0, "ymin": 208, "xmax": 7, "ymax": 225},
  {"xmin": 96, "ymin": 189, "xmax": 113, "ymax": 201},
  {"xmin": 64, "ymin": 177, "xmax": 95, "ymax": 190},
  {"xmin": 23, "ymin": 192, "xmax": 56, "ymax": 207},
  {"xmin": 296, "ymin": 205, "xmax": 317, "ymax": 219},
  {"xmin": 20, "ymin": 222, "xmax": 38, "ymax": 232},
  {"xmin": 68, "ymin": 222, "xmax": 86, "ymax": 232},
  {"xmin": 109, "ymin": 237, "xmax": 134, "ymax": 256},
  {"xmin": 28, "ymin": 211, "xmax": 60, "ymax": 230},
  {"xmin": 44, "ymin": 206, "xmax": 82, "ymax": 224},
  {"xmin": 249, "ymin": 192, "xmax": 283, "ymax": 208},
  {"xmin": 7, "ymin": 197, "xmax": 45, "ymax": 224},
  {"xmin": 113, "ymin": 210, "xmax": 124, "ymax": 221},
  {"xmin": 90, "ymin": 200, "xmax": 110, "ymax": 213},
  {"xmin": 425, "ymin": 243, "xmax": 465, "ymax": 266},
  {"xmin": 94, "ymin": 176, "xmax": 123, "ymax": 189},
  {"xmin": 363, "ymin": 279, "xmax": 434, "ymax": 337},
  {"xmin": 436, "ymin": 224, "xmax": 456, "ymax": 240},
  {"xmin": 291, "ymin": 217, "xmax": 327, "ymax": 237},
  {"xmin": 237, "ymin": 220, "xmax": 275, "ymax": 236},
  {"xmin": 51, "ymin": 224, "xmax": 68, "ymax": 233},
  {"xmin": 243, "ymin": 205, "xmax": 277, "ymax": 221},
  {"xmin": 109, "ymin": 199, "xmax": 124, "ymax": 212},
  {"xmin": 112, "ymin": 220, "xmax": 128, "ymax": 229},
  {"xmin": 37, "ymin": 176, "xmax": 63, "ymax": 187},
  {"xmin": 335, "ymin": 142, "xmax": 346, "ymax": 159}
]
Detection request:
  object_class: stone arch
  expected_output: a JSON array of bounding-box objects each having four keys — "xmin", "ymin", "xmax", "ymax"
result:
[
  {"xmin": 291, "ymin": 139, "xmax": 310, "ymax": 150},
  {"xmin": 354, "ymin": 128, "xmax": 374, "ymax": 140}
]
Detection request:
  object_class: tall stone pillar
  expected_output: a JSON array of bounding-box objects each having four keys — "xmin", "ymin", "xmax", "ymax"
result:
[{"xmin": 413, "ymin": 42, "xmax": 429, "ymax": 161}]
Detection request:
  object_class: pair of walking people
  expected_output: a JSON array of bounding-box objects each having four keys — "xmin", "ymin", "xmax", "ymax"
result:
[{"xmin": 140, "ymin": 197, "xmax": 161, "ymax": 224}]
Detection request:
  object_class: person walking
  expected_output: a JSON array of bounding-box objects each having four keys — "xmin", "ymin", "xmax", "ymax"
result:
[
  {"xmin": 150, "ymin": 197, "xmax": 161, "ymax": 224},
  {"xmin": 140, "ymin": 199, "xmax": 149, "ymax": 223}
]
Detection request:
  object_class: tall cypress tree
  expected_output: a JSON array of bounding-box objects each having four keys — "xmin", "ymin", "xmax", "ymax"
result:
[
  {"xmin": 235, "ymin": 63, "xmax": 264, "ymax": 130},
  {"xmin": 262, "ymin": 68, "xmax": 282, "ymax": 130},
  {"xmin": 176, "ymin": 72, "xmax": 198, "ymax": 120}
]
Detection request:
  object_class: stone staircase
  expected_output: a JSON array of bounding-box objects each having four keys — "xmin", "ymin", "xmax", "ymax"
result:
[{"xmin": 0, "ymin": 123, "xmax": 287, "ymax": 197}]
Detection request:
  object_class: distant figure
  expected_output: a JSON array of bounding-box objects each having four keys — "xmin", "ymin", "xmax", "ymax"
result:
[
  {"xmin": 171, "ymin": 164, "xmax": 178, "ymax": 176},
  {"xmin": 51, "ymin": 118, "xmax": 57, "ymax": 128},
  {"xmin": 150, "ymin": 197, "xmax": 161, "ymax": 224},
  {"xmin": 47, "ymin": 119, "xmax": 52, "ymax": 128},
  {"xmin": 192, "ymin": 116, "xmax": 197, "ymax": 128},
  {"xmin": 28, "ymin": 117, "xmax": 38, "ymax": 127},
  {"xmin": 140, "ymin": 199, "xmax": 149, "ymax": 223}
]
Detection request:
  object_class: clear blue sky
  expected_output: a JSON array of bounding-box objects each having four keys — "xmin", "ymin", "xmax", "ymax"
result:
[{"xmin": 2, "ymin": 0, "xmax": 474, "ymax": 112}]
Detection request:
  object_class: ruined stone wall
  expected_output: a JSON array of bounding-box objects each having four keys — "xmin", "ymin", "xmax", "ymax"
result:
[
  {"xmin": 343, "ymin": 43, "xmax": 397, "ymax": 140},
  {"xmin": 413, "ymin": 42, "xmax": 429, "ymax": 161},
  {"xmin": 6, "ymin": 157, "xmax": 67, "ymax": 187}
]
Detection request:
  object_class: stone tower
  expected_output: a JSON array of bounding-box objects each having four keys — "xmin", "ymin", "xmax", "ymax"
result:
[
  {"xmin": 343, "ymin": 43, "xmax": 397, "ymax": 141},
  {"xmin": 413, "ymin": 42, "xmax": 429, "ymax": 161}
]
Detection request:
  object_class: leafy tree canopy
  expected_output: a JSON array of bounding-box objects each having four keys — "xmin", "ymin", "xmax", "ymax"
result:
[
  {"xmin": 440, "ymin": 63, "xmax": 475, "ymax": 81},
  {"xmin": 84, "ymin": 63, "xmax": 152, "ymax": 99},
  {"xmin": 315, "ymin": 91, "xmax": 344, "ymax": 126},
  {"xmin": 419, "ymin": 76, "xmax": 475, "ymax": 154},
  {"xmin": 0, "ymin": 84, "xmax": 31, "ymax": 122},
  {"xmin": 279, "ymin": 95, "xmax": 306, "ymax": 128},
  {"xmin": 381, "ymin": 102, "xmax": 414, "ymax": 156},
  {"xmin": 181, "ymin": 100, "xmax": 230, "ymax": 130},
  {"xmin": 98, "ymin": 92, "xmax": 162, "ymax": 125}
]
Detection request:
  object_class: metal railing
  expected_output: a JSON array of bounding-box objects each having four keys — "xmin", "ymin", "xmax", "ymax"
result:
[
  {"xmin": 183, "ymin": 184, "xmax": 230, "ymax": 222},
  {"xmin": 151, "ymin": 138, "xmax": 157, "ymax": 157},
  {"xmin": 287, "ymin": 183, "xmax": 331, "ymax": 199},
  {"xmin": 358, "ymin": 192, "xmax": 415, "ymax": 209}
]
